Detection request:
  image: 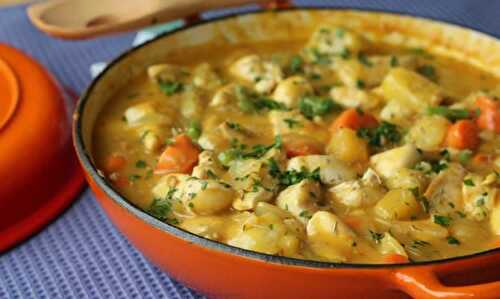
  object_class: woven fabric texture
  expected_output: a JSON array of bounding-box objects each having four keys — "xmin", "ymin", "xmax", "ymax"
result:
[{"xmin": 1, "ymin": 1, "xmax": 500, "ymax": 298}]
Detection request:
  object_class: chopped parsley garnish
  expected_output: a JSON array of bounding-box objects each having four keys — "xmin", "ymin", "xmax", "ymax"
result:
[
  {"xmin": 369, "ymin": 230, "xmax": 384, "ymax": 244},
  {"xmin": 236, "ymin": 86, "xmax": 288, "ymax": 113},
  {"xmin": 158, "ymin": 81, "xmax": 183, "ymax": 96},
  {"xmin": 289, "ymin": 55, "xmax": 304, "ymax": 74},
  {"xmin": 267, "ymin": 158, "xmax": 321, "ymax": 186},
  {"xmin": 410, "ymin": 187, "xmax": 430, "ymax": 213},
  {"xmin": 356, "ymin": 79, "xmax": 366, "ymax": 89},
  {"xmin": 299, "ymin": 96, "xmax": 339, "ymax": 119},
  {"xmin": 336, "ymin": 28, "xmax": 345, "ymax": 38},
  {"xmin": 440, "ymin": 149, "xmax": 451, "ymax": 161},
  {"xmin": 447, "ymin": 236, "xmax": 460, "ymax": 245},
  {"xmin": 433, "ymin": 215, "xmax": 451, "ymax": 227},
  {"xmin": 135, "ymin": 160, "xmax": 147, "ymax": 168},
  {"xmin": 417, "ymin": 65, "xmax": 438, "ymax": 82},
  {"xmin": 357, "ymin": 52, "xmax": 372, "ymax": 67},
  {"xmin": 148, "ymin": 188, "xmax": 177, "ymax": 222},
  {"xmin": 430, "ymin": 160, "xmax": 448, "ymax": 174},
  {"xmin": 456, "ymin": 211, "xmax": 466, "ymax": 218},
  {"xmin": 458, "ymin": 150, "xmax": 472, "ymax": 164},
  {"xmin": 283, "ymin": 118, "xmax": 302, "ymax": 128},
  {"xmin": 269, "ymin": 224, "xmax": 274, "ymax": 230},
  {"xmin": 206, "ymin": 169, "xmax": 218, "ymax": 179},
  {"xmin": 476, "ymin": 197, "xmax": 486, "ymax": 207},
  {"xmin": 299, "ymin": 210, "xmax": 312, "ymax": 219},
  {"xmin": 463, "ymin": 179, "xmax": 475, "ymax": 187},
  {"xmin": 427, "ymin": 106, "xmax": 472, "ymax": 122},
  {"xmin": 188, "ymin": 202, "xmax": 195, "ymax": 208},
  {"xmin": 218, "ymin": 136, "xmax": 282, "ymax": 166},
  {"xmin": 200, "ymin": 181, "xmax": 208, "ymax": 190},
  {"xmin": 310, "ymin": 48, "xmax": 331, "ymax": 65},
  {"xmin": 390, "ymin": 56, "xmax": 399, "ymax": 67},
  {"xmin": 340, "ymin": 48, "xmax": 351, "ymax": 59},
  {"xmin": 186, "ymin": 120, "xmax": 201, "ymax": 140},
  {"xmin": 357, "ymin": 121, "xmax": 401, "ymax": 147},
  {"xmin": 309, "ymin": 73, "xmax": 322, "ymax": 80},
  {"xmin": 226, "ymin": 122, "xmax": 242, "ymax": 131},
  {"xmin": 128, "ymin": 174, "xmax": 141, "ymax": 182}
]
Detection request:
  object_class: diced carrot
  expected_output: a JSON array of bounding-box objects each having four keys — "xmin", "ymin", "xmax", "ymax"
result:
[
  {"xmin": 475, "ymin": 96, "xmax": 500, "ymax": 133},
  {"xmin": 383, "ymin": 254, "xmax": 409, "ymax": 264},
  {"xmin": 445, "ymin": 119, "xmax": 479, "ymax": 149},
  {"xmin": 283, "ymin": 135, "xmax": 323, "ymax": 158},
  {"xmin": 329, "ymin": 108, "xmax": 378, "ymax": 132},
  {"xmin": 155, "ymin": 134, "xmax": 200, "ymax": 175},
  {"xmin": 103, "ymin": 153, "xmax": 127, "ymax": 173}
]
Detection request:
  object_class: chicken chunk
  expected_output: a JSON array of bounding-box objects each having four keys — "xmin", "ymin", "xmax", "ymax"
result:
[
  {"xmin": 370, "ymin": 144, "xmax": 422, "ymax": 180},
  {"xmin": 268, "ymin": 110, "xmax": 329, "ymax": 143},
  {"xmin": 287, "ymin": 155, "xmax": 357, "ymax": 185},
  {"xmin": 191, "ymin": 151, "xmax": 225, "ymax": 180},
  {"xmin": 462, "ymin": 174, "xmax": 497, "ymax": 221},
  {"xmin": 306, "ymin": 211, "xmax": 356, "ymax": 262},
  {"xmin": 191, "ymin": 63, "xmax": 222, "ymax": 90},
  {"xmin": 229, "ymin": 55, "xmax": 283, "ymax": 94},
  {"xmin": 424, "ymin": 163, "xmax": 465, "ymax": 215},
  {"xmin": 272, "ymin": 76, "xmax": 313, "ymax": 108},
  {"xmin": 276, "ymin": 179, "xmax": 321, "ymax": 223},
  {"xmin": 329, "ymin": 168, "xmax": 386, "ymax": 208},
  {"xmin": 306, "ymin": 26, "xmax": 365, "ymax": 58}
]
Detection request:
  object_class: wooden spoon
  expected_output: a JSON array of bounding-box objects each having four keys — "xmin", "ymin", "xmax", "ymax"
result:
[{"xmin": 27, "ymin": 0, "xmax": 271, "ymax": 39}]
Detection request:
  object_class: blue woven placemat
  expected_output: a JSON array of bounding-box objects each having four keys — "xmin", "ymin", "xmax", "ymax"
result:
[{"xmin": 1, "ymin": 1, "xmax": 500, "ymax": 298}]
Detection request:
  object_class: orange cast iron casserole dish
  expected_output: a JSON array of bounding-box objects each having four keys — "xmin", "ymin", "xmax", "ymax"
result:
[{"xmin": 73, "ymin": 8, "xmax": 500, "ymax": 299}]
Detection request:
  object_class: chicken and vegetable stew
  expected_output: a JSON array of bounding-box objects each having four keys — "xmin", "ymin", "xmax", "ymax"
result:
[{"xmin": 94, "ymin": 25, "xmax": 500, "ymax": 264}]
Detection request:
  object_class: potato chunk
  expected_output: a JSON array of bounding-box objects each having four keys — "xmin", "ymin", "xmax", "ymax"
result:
[
  {"xmin": 307, "ymin": 211, "xmax": 356, "ymax": 262},
  {"xmin": 370, "ymin": 144, "xmax": 422, "ymax": 180},
  {"xmin": 192, "ymin": 63, "xmax": 222, "ymax": 90},
  {"xmin": 269, "ymin": 110, "xmax": 329, "ymax": 144},
  {"xmin": 272, "ymin": 76, "xmax": 313, "ymax": 108},
  {"xmin": 147, "ymin": 63, "xmax": 187, "ymax": 84},
  {"xmin": 287, "ymin": 155, "xmax": 357, "ymax": 185},
  {"xmin": 229, "ymin": 55, "xmax": 283, "ymax": 94},
  {"xmin": 374, "ymin": 189, "xmax": 422, "ymax": 221},
  {"xmin": 491, "ymin": 200, "xmax": 500, "ymax": 235},
  {"xmin": 381, "ymin": 67, "xmax": 443, "ymax": 110},
  {"xmin": 180, "ymin": 216, "xmax": 227, "ymax": 241},
  {"xmin": 379, "ymin": 100, "xmax": 415, "ymax": 127},
  {"xmin": 227, "ymin": 209, "xmax": 305, "ymax": 256},
  {"xmin": 183, "ymin": 178, "xmax": 236, "ymax": 215},
  {"xmin": 276, "ymin": 179, "xmax": 321, "ymax": 223},
  {"xmin": 407, "ymin": 115, "xmax": 450, "ymax": 151},
  {"xmin": 327, "ymin": 128, "xmax": 369, "ymax": 163},
  {"xmin": 378, "ymin": 232, "xmax": 408, "ymax": 257},
  {"xmin": 385, "ymin": 168, "xmax": 428, "ymax": 193}
]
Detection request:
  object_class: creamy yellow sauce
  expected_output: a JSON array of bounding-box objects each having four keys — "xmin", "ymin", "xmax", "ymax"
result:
[{"xmin": 94, "ymin": 26, "xmax": 500, "ymax": 264}]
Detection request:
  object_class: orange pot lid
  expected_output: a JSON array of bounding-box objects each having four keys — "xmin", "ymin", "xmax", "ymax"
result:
[{"xmin": 0, "ymin": 44, "xmax": 85, "ymax": 252}]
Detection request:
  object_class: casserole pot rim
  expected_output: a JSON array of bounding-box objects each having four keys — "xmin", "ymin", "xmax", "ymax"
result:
[{"xmin": 73, "ymin": 6, "xmax": 500, "ymax": 270}]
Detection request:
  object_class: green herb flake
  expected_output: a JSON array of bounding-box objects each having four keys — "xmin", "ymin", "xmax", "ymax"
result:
[
  {"xmin": 369, "ymin": 230, "xmax": 384, "ymax": 244},
  {"xmin": 128, "ymin": 174, "xmax": 141, "ymax": 182},
  {"xmin": 357, "ymin": 53, "xmax": 372, "ymax": 67},
  {"xmin": 427, "ymin": 106, "xmax": 471, "ymax": 122},
  {"xmin": 463, "ymin": 179, "xmax": 475, "ymax": 187},
  {"xmin": 336, "ymin": 28, "xmax": 345, "ymax": 38},
  {"xmin": 390, "ymin": 56, "xmax": 399, "ymax": 67},
  {"xmin": 416, "ymin": 65, "xmax": 438, "ymax": 82},
  {"xmin": 356, "ymin": 121, "xmax": 401, "ymax": 147},
  {"xmin": 433, "ymin": 215, "xmax": 451, "ymax": 227},
  {"xmin": 268, "ymin": 224, "xmax": 274, "ymax": 230},
  {"xmin": 458, "ymin": 150, "xmax": 472, "ymax": 164},
  {"xmin": 310, "ymin": 48, "xmax": 331, "ymax": 65},
  {"xmin": 135, "ymin": 160, "xmax": 147, "ymax": 168},
  {"xmin": 186, "ymin": 120, "xmax": 202, "ymax": 140},
  {"xmin": 206, "ymin": 169, "xmax": 218, "ymax": 179},
  {"xmin": 340, "ymin": 48, "xmax": 351, "ymax": 59},
  {"xmin": 356, "ymin": 79, "xmax": 366, "ymax": 89},
  {"xmin": 283, "ymin": 118, "xmax": 302, "ymax": 128},
  {"xmin": 299, "ymin": 210, "xmax": 312, "ymax": 219},
  {"xmin": 289, "ymin": 55, "xmax": 304, "ymax": 74},
  {"xmin": 158, "ymin": 81, "xmax": 183, "ymax": 96},
  {"xmin": 299, "ymin": 96, "xmax": 339, "ymax": 119},
  {"xmin": 447, "ymin": 236, "xmax": 460, "ymax": 245}
]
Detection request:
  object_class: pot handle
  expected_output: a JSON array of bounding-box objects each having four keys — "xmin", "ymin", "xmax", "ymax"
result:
[
  {"xmin": 27, "ymin": 0, "xmax": 291, "ymax": 40},
  {"xmin": 394, "ymin": 267, "xmax": 500, "ymax": 299}
]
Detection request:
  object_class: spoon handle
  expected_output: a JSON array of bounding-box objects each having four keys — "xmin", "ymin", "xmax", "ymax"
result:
[{"xmin": 27, "ymin": 0, "xmax": 273, "ymax": 40}]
